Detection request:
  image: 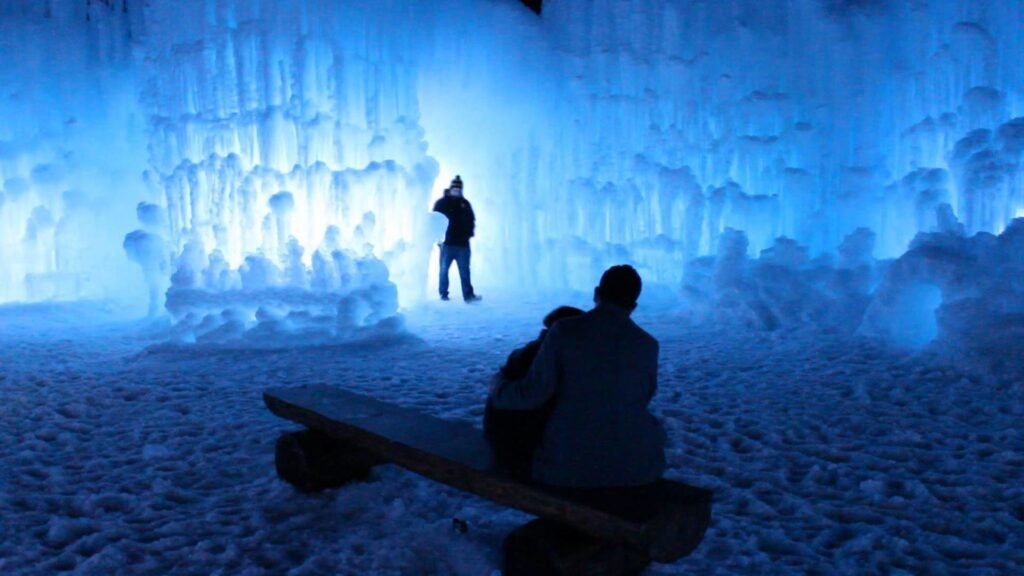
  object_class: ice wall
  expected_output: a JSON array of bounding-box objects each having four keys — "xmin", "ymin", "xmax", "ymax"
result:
[
  {"xmin": 498, "ymin": 0, "xmax": 1024, "ymax": 286},
  {"xmin": 1, "ymin": 0, "xmax": 1022, "ymax": 308},
  {"xmin": 399, "ymin": 0, "xmax": 1024, "ymax": 289},
  {"xmin": 0, "ymin": 1, "xmax": 147, "ymax": 303},
  {"xmin": 135, "ymin": 0, "xmax": 446, "ymax": 304}
]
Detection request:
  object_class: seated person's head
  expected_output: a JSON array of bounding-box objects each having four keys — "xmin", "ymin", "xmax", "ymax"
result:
[
  {"xmin": 543, "ymin": 305, "xmax": 585, "ymax": 328},
  {"xmin": 594, "ymin": 265, "xmax": 642, "ymax": 312}
]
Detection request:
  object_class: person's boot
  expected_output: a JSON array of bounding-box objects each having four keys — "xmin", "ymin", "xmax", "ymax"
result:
[
  {"xmin": 464, "ymin": 294, "xmax": 482, "ymax": 303},
  {"xmin": 440, "ymin": 294, "xmax": 450, "ymax": 301}
]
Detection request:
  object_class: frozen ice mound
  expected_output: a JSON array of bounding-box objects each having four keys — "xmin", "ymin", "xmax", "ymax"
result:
[
  {"xmin": 864, "ymin": 216, "xmax": 1024, "ymax": 381},
  {"xmin": 681, "ymin": 227, "xmax": 877, "ymax": 333},
  {"xmin": 163, "ymin": 267, "xmax": 401, "ymax": 346},
  {"xmin": 682, "ymin": 214, "xmax": 1024, "ymax": 382},
  {"xmin": 149, "ymin": 232, "xmax": 402, "ymax": 345}
]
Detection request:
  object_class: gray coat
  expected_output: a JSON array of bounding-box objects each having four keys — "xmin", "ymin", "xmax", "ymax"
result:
[{"xmin": 491, "ymin": 304, "xmax": 666, "ymax": 487}]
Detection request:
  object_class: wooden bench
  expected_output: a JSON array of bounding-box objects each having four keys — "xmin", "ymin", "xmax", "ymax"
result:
[{"xmin": 265, "ymin": 384, "xmax": 712, "ymax": 575}]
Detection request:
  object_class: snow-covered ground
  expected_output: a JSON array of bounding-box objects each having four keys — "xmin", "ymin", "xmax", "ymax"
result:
[{"xmin": 1, "ymin": 298, "xmax": 1021, "ymax": 575}]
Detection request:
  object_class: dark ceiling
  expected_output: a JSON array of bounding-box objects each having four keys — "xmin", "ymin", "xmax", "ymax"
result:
[{"xmin": 519, "ymin": 0, "xmax": 542, "ymax": 15}]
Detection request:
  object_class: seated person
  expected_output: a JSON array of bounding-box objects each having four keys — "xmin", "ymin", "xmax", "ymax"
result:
[
  {"xmin": 483, "ymin": 306, "xmax": 585, "ymax": 472},
  {"xmin": 488, "ymin": 265, "xmax": 666, "ymax": 487}
]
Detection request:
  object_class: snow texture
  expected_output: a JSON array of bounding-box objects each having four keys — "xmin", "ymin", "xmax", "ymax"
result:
[{"xmin": 0, "ymin": 299, "xmax": 1021, "ymax": 574}]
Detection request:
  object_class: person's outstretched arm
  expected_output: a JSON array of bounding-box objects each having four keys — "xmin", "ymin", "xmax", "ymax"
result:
[{"xmin": 491, "ymin": 323, "xmax": 561, "ymax": 410}]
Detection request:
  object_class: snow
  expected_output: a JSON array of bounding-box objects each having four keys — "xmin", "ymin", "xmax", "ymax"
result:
[{"xmin": 1, "ymin": 299, "xmax": 1021, "ymax": 574}]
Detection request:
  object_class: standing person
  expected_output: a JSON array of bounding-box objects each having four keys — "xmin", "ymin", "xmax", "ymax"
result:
[
  {"xmin": 488, "ymin": 265, "xmax": 666, "ymax": 487},
  {"xmin": 432, "ymin": 175, "xmax": 481, "ymax": 302}
]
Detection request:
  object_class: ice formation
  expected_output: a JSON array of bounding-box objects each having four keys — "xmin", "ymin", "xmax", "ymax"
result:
[
  {"xmin": 1, "ymin": 0, "xmax": 1022, "ymax": 347},
  {"xmin": 681, "ymin": 226, "xmax": 879, "ymax": 332},
  {"xmin": 866, "ymin": 214, "xmax": 1024, "ymax": 379},
  {"xmin": 0, "ymin": 1, "xmax": 146, "ymax": 303}
]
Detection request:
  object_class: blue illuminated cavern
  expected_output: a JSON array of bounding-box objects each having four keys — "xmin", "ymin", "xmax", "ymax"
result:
[{"xmin": 0, "ymin": 1, "xmax": 1021, "ymax": 574}]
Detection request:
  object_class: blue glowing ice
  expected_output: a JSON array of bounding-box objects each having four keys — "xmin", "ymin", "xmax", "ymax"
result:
[{"xmin": 0, "ymin": 1, "xmax": 1022, "ymax": 347}]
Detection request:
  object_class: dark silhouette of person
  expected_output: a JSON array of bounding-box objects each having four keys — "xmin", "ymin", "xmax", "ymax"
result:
[
  {"xmin": 483, "ymin": 305, "xmax": 585, "ymax": 474},
  {"xmin": 488, "ymin": 265, "xmax": 666, "ymax": 487},
  {"xmin": 432, "ymin": 175, "xmax": 480, "ymax": 302}
]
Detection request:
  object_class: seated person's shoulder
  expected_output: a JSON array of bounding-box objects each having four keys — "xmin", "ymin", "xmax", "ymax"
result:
[
  {"xmin": 632, "ymin": 323, "xmax": 659, "ymax": 349},
  {"xmin": 549, "ymin": 313, "xmax": 589, "ymax": 337}
]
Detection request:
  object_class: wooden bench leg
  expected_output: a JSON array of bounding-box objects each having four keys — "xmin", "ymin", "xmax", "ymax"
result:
[
  {"xmin": 275, "ymin": 429, "xmax": 382, "ymax": 493},
  {"xmin": 502, "ymin": 519, "xmax": 650, "ymax": 576}
]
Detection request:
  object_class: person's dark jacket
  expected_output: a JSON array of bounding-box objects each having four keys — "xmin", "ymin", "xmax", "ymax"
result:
[
  {"xmin": 490, "ymin": 304, "xmax": 666, "ymax": 487},
  {"xmin": 500, "ymin": 306, "xmax": 585, "ymax": 380},
  {"xmin": 501, "ymin": 333, "xmax": 546, "ymax": 380},
  {"xmin": 433, "ymin": 195, "xmax": 475, "ymax": 247}
]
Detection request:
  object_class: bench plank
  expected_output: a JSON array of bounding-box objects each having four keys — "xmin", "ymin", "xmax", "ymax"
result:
[{"xmin": 264, "ymin": 384, "xmax": 711, "ymax": 562}]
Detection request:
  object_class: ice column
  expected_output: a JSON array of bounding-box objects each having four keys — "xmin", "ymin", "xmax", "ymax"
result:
[{"xmin": 0, "ymin": 1, "xmax": 145, "ymax": 303}]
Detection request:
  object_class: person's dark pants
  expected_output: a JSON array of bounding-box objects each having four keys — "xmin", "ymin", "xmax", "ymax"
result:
[
  {"xmin": 483, "ymin": 398, "xmax": 552, "ymax": 478},
  {"xmin": 439, "ymin": 243, "xmax": 475, "ymax": 300}
]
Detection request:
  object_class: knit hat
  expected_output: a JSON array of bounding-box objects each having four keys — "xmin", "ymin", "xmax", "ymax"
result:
[{"xmin": 451, "ymin": 175, "xmax": 463, "ymax": 189}]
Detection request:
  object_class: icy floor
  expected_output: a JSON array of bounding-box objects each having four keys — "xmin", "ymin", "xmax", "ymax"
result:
[{"xmin": 1, "ymin": 299, "xmax": 1022, "ymax": 575}]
